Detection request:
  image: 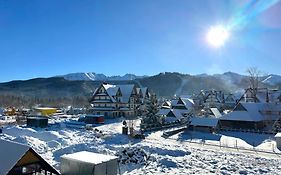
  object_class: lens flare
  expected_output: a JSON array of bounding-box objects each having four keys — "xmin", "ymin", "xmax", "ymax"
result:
[
  {"xmin": 205, "ymin": 0, "xmax": 280, "ymax": 49},
  {"xmin": 206, "ymin": 25, "xmax": 230, "ymax": 48}
]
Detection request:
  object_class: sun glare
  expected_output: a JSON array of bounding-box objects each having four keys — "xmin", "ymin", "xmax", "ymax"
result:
[{"xmin": 206, "ymin": 25, "xmax": 230, "ymax": 48}]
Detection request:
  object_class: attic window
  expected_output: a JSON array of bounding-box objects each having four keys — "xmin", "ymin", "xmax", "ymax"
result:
[
  {"xmin": 177, "ymin": 99, "xmax": 184, "ymax": 105},
  {"xmin": 99, "ymin": 87, "xmax": 105, "ymax": 93}
]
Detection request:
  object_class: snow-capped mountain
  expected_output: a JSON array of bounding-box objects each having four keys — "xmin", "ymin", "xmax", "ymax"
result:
[
  {"xmin": 60, "ymin": 72, "xmax": 107, "ymax": 81},
  {"xmin": 58, "ymin": 72, "xmax": 146, "ymax": 81},
  {"xmin": 262, "ymin": 74, "xmax": 281, "ymax": 85}
]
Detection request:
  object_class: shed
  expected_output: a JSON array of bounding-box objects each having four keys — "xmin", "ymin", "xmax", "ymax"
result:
[
  {"xmin": 0, "ymin": 139, "xmax": 60, "ymax": 175},
  {"xmin": 78, "ymin": 114, "xmax": 105, "ymax": 124},
  {"xmin": 219, "ymin": 102, "xmax": 281, "ymax": 130},
  {"xmin": 61, "ymin": 151, "xmax": 118, "ymax": 175},
  {"xmin": 27, "ymin": 116, "xmax": 48, "ymax": 128},
  {"xmin": 275, "ymin": 133, "xmax": 281, "ymax": 150},
  {"xmin": 190, "ymin": 117, "xmax": 219, "ymax": 133},
  {"xmin": 35, "ymin": 107, "xmax": 57, "ymax": 116}
]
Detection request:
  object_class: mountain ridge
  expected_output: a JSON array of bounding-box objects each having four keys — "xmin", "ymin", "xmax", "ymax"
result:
[
  {"xmin": 55, "ymin": 71, "xmax": 281, "ymax": 87},
  {"xmin": 57, "ymin": 72, "xmax": 147, "ymax": 81},
  {"xmin": 0, "ymin": 72, "xmax": 280, "ymax": 101}
]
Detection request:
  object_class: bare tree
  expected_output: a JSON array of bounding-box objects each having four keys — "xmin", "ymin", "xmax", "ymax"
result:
[
  {"xmin": 246, "ymin": 67, "xmax": 262, "ymax": 90},
  {"xmin": 246, "ymin": 67, "xmax": 265, "ymax": 102}
]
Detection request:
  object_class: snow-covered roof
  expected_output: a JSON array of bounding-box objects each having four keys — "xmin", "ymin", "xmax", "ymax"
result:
[
  {"xmin": 171, "ymin": 99, "xmax": 180, "ymax": 107},
  {"xmin": 156, "ymin": 108, "xmax": 171, "ymax": 116},
  {"xmin": 103, "ymin": 84, "xmax": 118, "ymax": 102},
  {"xmin": 102, "ymin": 83, "xmax": 116, "ymax": 90},
  {"xmin": 162, "ymin": 101, "xmax": 171, "ymax": 108},
  {"xmin": 136, "ymin": 88, "xmax": 142, "ymax": 95},
  {"xmin": 220, "ymin": 102, "xmax": 281, "ymax": 122},
  {"xmin": 167, "ymin": 109, "xmax": 188, "ymax": 120},
  {"xmin": 35, "ymin": 107, "xmax": 57, "ymax": 110},
  {"xmin": 275, "ymin": 133, "xmax": 281, "ymax": 138},
  {"xmin": 61, "ymin": 151, "xmax": 117, "ymax": 165},
  {"xmin": 220, "ymin": 111, "xmax": 263, "ymax": 122},
  {"xmin": 118, "ymin": 84, "xmax": 135, "ymax": 103},
  {"xmin": 181, "ymin": 97, "xmax": 194, "ymax": 107},
  {"xmin": 190, "ymin": 117, "xmax": 219, "ymax": 127},
  {"xmin": 171, "ymin": 97, "xmax": 194, "ymax": 109},
  {"xmin": 107, "ymin": 86, "xmax": 119, "ymax": 97},
  {"xmin": 210, "ymin": 108, "xmax": 222, "ymax": 118},
  {"xmin": 0, "ymin": 139, "xmax": 29, "ymax": 175},
  {"xmin": 0, "ymin": 139, "xmax": 59, "ymax": 175},
  {"xmin": 92, "ymin": 83, "xmax": 148, "ymax": 104},
  {"xmin": 141, "ymin": 87, "xmax": 148, "ymax": 96}
]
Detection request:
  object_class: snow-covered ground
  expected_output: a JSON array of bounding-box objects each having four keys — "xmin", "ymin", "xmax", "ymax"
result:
[{"xmin": 1, "ymin": 118, "xmax": 281, "ymax": 174}]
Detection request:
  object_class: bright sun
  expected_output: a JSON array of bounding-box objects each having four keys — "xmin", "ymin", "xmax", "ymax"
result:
[{"xmin": 206, "ymin": 25, "xmax": 230, "ymax": 48}]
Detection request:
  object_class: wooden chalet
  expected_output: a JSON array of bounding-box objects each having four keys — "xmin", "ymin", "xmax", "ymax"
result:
[
  {"xmin": 0, "ymin": 139, "xmax": 60, "ymax": 175},
  {"xmin": 90, "ymin": 83, "xmax": 150, "ymax": 118}
]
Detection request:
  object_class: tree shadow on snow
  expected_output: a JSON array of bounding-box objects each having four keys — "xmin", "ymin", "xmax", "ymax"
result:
[
  {"xmin": 177, "ymin": 130, "xmax": 273, "ymax": 147},
  {"xmin": 141, "ymin": 145, "xmax": 190, "ymax": 157},
  {"xmin": 177, "ymin": 130, "xmax": 222, "ymax": 142},
  {"xmin": 102, "ymin": 133, "xmax": 142, "ymax": 146},
  {"xmin": 220, "ymin": 131, "xmax": 274, "ymax": 146}
]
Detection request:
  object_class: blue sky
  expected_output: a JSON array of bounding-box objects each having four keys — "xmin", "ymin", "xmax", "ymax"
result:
[{"xmin": 0, "ymin": 0, "xmax": 281, "ymax": 82}]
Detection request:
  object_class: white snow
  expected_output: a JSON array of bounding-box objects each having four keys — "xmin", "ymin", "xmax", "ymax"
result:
[
  {"xmin": 1, "ymin": 118, "xmax": 281, "ymax": 174},
  {"xmin": 62, "ymin": 151, "xmax": 117, "ymax": 164}
]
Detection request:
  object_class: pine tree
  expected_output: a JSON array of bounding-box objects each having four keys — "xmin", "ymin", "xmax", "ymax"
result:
[{"xmin": 141, "ymin": 93, "xmax": 161, "ymax": 127}]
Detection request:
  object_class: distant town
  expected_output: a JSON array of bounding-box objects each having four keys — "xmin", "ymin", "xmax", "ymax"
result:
[{"xmin": 1, "ymin": 69, "xmax": 281, "ymax": 174}]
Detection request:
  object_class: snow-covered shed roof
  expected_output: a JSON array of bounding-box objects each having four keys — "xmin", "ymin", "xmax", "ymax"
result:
[
  {"xmin": 61, "ymin": 151, "xmax": 117, "ymax": 165},
  {"xmin": 35, "ymin": 107, "xmax": 57, "ymax": 110},
  {"xmin": 190, "ymin": 117, "xmax": 219, "ymax": 127}
]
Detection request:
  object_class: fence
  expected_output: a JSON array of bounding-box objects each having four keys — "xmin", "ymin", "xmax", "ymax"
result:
[
  {"xmin": 166, "ymin": 136, "xmax": 280, "ymax": 156},
  {"xmin": 141, "ymin": 121, "xmax": 186, "ymax": 132}
]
